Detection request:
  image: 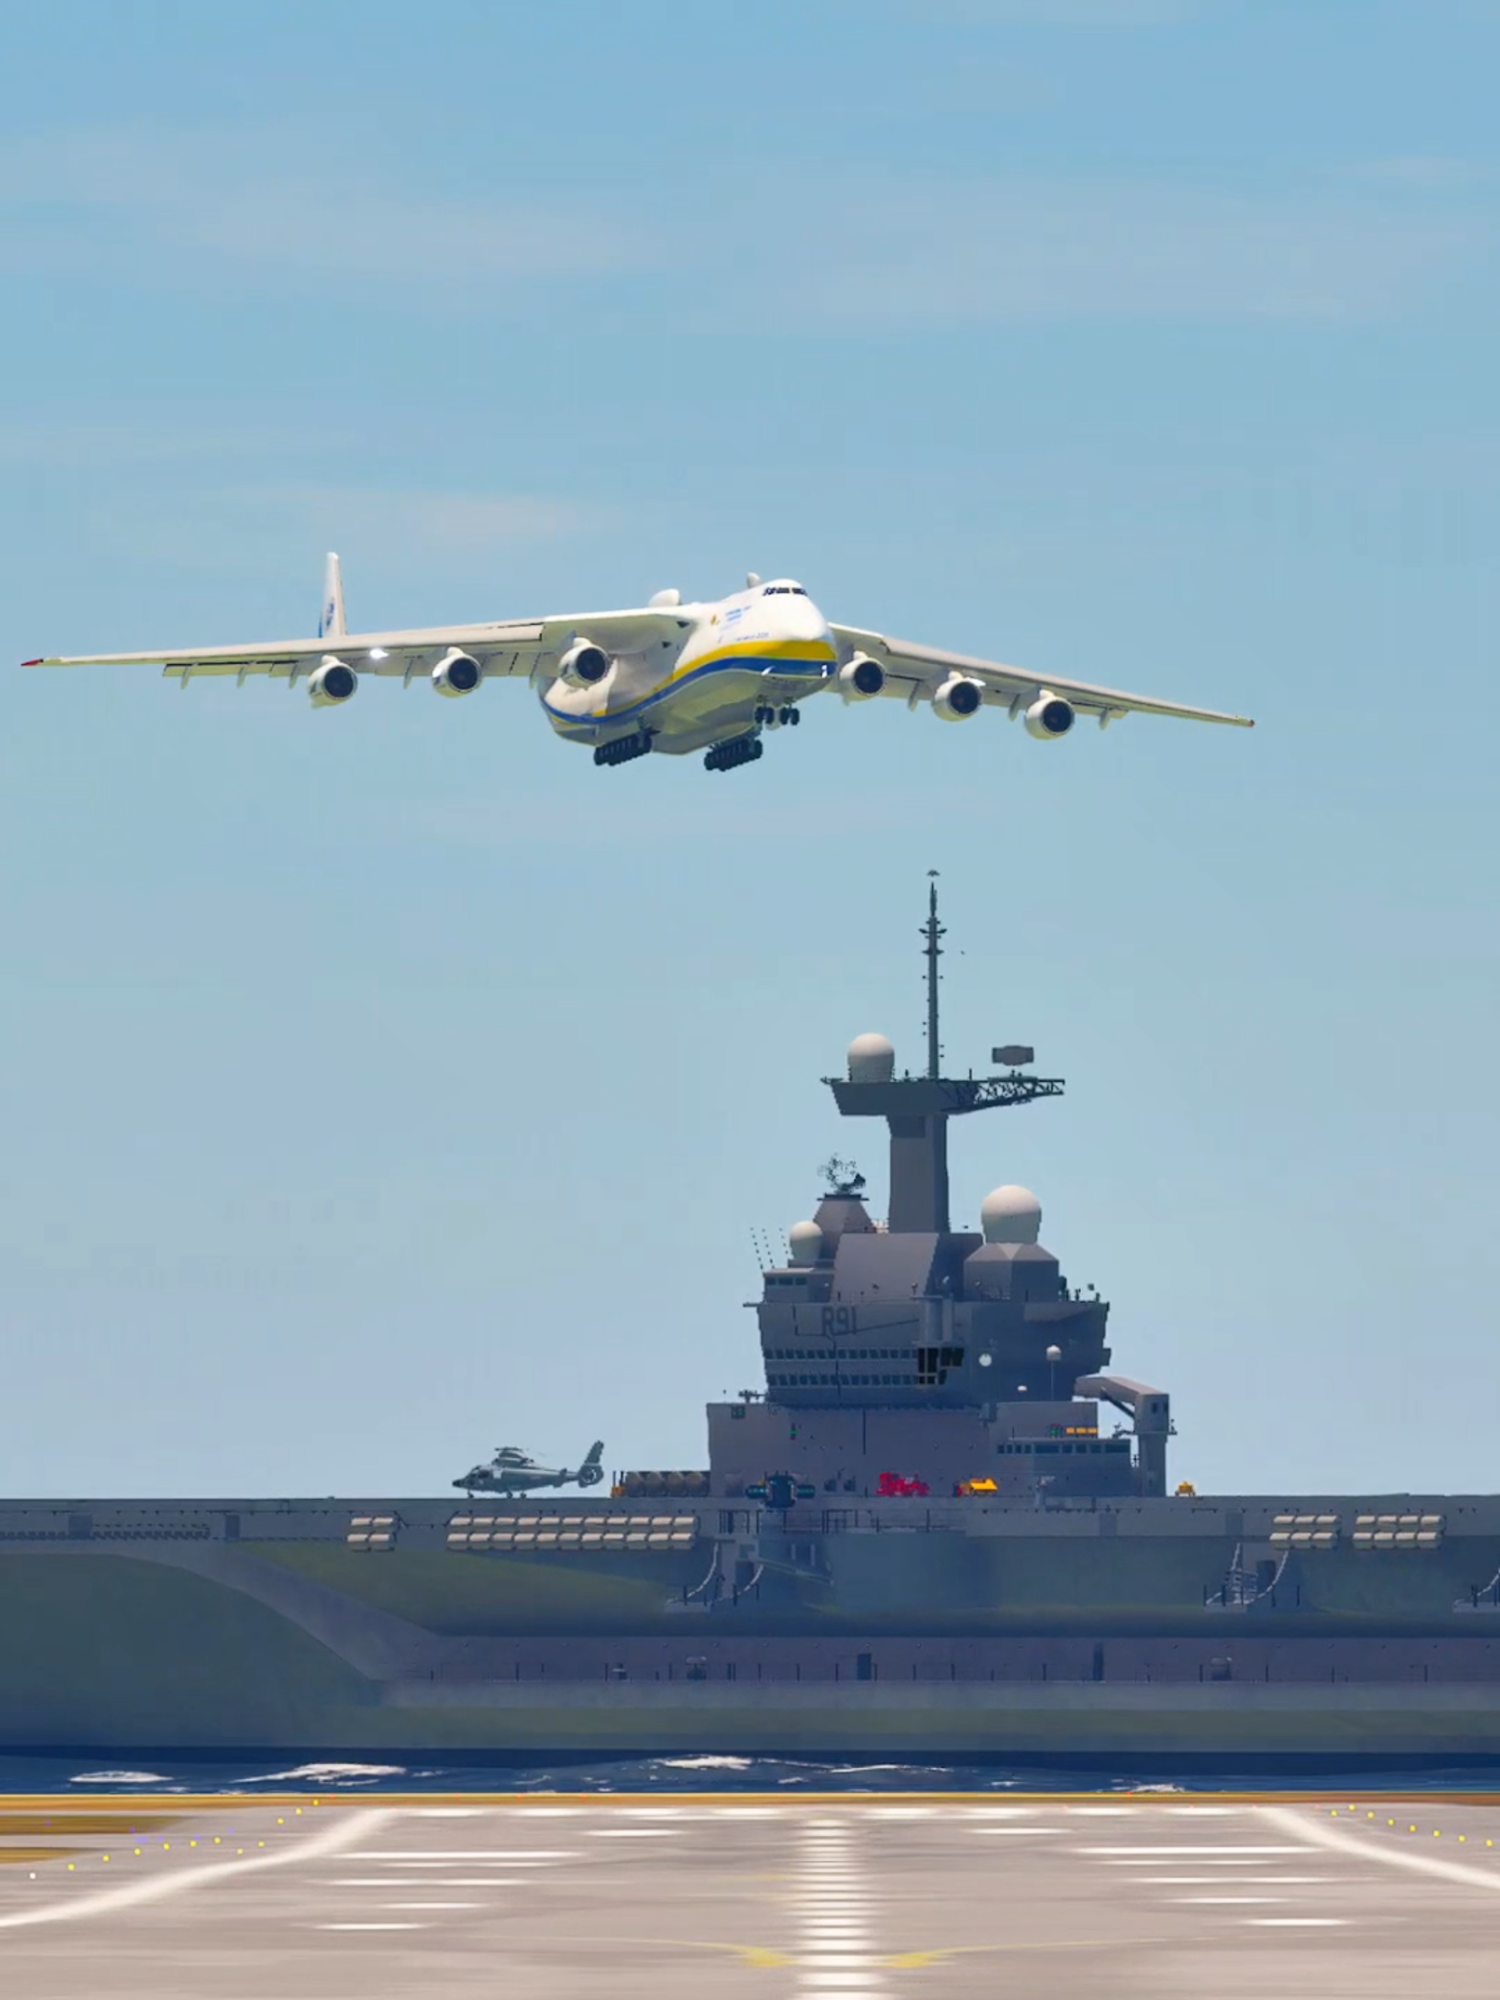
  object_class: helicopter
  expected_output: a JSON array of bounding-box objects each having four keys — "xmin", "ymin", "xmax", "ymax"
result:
[{"xmin": 453, "ymin": 1442, "xmax": 606, "ymax": 1498}]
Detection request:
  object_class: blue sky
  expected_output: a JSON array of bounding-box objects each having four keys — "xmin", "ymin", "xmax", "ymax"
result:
[{"xmin": 0, "ymin": 0, "xmax": 1496, "ymax": 1497}]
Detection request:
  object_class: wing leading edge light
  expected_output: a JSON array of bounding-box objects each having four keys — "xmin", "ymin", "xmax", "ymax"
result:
[{"xmin": 25, "ymin": 555, "xmax": 1252, "ymax": 770}]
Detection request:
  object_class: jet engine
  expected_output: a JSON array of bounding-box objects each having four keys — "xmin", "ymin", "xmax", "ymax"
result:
[
  {"xmin": 558, "ymin": 640, "xmax": 611, "ymax": 690},
  {"xmin": 930, "ymin": 673, "xmax": 983, "ymax": 721},
  {"xmin": 1023, "ymin": 692, "xmax": 1076, "ymax": 740},
  {"xmin": 308, "ymin": 658, "xmax": 357, "ymax": 708},
  {"xmin": 838, "ymin": 654, "xmax": 886, "ymax": 702},
  {"xmin": 432, "ymin": 648, "xmax": 482, "ymax": 697}
]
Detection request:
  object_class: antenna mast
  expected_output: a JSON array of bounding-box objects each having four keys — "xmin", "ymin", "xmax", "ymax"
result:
[{"xmin": 923, "ymin": 870, "xmax": 944, "ymax": 1080}]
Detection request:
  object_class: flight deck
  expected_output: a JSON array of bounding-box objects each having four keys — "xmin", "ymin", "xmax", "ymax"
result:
[{"xmin": 0, "ymin": 1791, "xmax": 1496, "ymax": 1997}]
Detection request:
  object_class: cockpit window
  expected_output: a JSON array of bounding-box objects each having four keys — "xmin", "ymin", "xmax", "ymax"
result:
[{"xmin": 762, "ymin": 583, "xmax": 808, "ymax": 595}]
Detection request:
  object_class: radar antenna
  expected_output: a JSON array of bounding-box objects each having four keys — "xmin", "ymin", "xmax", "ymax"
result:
[
  {"xmin": 923, "ymin": 869, "xmax": 944, "ymax": 1082},
  {"xmin": 823, "ymin": 872, "xmax": 1066, "ymax": 1232}
]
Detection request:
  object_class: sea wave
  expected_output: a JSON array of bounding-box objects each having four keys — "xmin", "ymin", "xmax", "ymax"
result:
[
  {"xmin": 239, "ymin": 1762, "xmax": 407, "ymax": 1785},
  {"xmin": 69, "ymin": 1770, "xmax": 171, "ymax": 1785},
  {"xmin": 657, "ymin": 1756, "xmax": 755, "ymax": 1771}
]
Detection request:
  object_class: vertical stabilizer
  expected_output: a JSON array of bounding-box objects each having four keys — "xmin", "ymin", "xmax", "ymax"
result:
[{"xmin": 319, "ymin": 552, "xmax": 347, "ymax": 639}]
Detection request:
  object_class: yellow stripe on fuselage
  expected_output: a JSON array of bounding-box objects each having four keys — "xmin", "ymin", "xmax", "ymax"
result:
[
  {"xmin": 543, "ymin": 635, "xmax": 837, "ymax": 735},
  {"xmin": 676, "ymin": 635, "xmax": 837, "ymax": 679}
]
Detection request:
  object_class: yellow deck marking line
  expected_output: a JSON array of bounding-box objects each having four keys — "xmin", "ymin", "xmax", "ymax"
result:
[
  {"xmin": 0, "ymin": 1807, "xmax": 395, "ymax": 1931},
  {"xmin": 6, "ymin": 1790, "xmax": 1500, "ymax": 1812},
  {"xmin": 1262, "ymin": 1806, "xmax": 1500, "ymax": 1893}
]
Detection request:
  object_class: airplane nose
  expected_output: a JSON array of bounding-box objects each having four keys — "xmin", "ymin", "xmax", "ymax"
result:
[{"xmin": 790, "ymin": 595, "xmax": 836, "ymax": 652}]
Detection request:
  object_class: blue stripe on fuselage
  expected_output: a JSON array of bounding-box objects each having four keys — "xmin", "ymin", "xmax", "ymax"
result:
[{"xmin": 542, "ymin": 651, "xmax": 830, "ymax": 735}]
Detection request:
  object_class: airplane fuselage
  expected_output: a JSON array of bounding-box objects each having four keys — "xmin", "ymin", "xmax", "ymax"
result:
[{"xmin": 539, "ymin": 580, "xmax": 837, "ymax": 756}]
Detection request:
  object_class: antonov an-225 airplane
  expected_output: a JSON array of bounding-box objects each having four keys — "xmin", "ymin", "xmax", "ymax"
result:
[{"xmin": 25, "ymin": 555, "xmax": 1252, "ymax": 771}]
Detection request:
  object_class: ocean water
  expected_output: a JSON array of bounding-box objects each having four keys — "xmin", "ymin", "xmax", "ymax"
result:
[{"xmin": 0, "ymin": 1755, "xmax": 1497, "ymax": 1795}]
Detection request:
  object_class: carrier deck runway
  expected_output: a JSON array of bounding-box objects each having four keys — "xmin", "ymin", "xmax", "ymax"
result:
[{"xmin": 0, "ymin": 1792, "xmax": 1497, "ymax": 1996}]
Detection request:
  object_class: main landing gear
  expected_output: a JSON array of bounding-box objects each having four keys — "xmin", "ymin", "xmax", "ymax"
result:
[
  {"xmin": 754, "ymin": 704, "xmax": 801, "ymax": 728},
  {"xmin": 704, "ymin": 733, "xmax": 765, "ymax": 774},
  {"xmin": 593, "ymin": 730, "xmax": 654, "ymax": 768}
]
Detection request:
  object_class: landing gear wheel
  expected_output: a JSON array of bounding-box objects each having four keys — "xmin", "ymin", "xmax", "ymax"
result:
[
  {"xmin": 704, "ymin": 733, "xmax": 766, "ymax": 773},
  {"xmin": 593, "ymin": 730, "xmax": 655, "ymax": 768}
]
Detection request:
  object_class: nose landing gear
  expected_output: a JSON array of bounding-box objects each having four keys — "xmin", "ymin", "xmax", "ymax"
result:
[{"xmin": 753, "ymin": 705, "xmax": 802, "ymax": 728}]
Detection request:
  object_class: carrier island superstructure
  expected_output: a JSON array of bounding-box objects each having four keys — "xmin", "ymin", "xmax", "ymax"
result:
[{"xmin": 2, "ymin": 886, "xmax": 1499, "ymax": 1763}]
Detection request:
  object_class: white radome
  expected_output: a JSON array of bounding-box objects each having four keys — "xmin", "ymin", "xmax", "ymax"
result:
[
  {"xmin": 847, "ymin": 1032, "xmax": 896, "ymax": 1083},
  {"xmin": 980, "ymin": 1184, "xmax": 1042, "ymax": 1245},
  {"xmin": 788, "ymin": 1220, "xmax": 824, "ymax": 1266}
]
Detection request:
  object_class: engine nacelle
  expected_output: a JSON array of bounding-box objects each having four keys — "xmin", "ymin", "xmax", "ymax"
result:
[
  {"xmin": 308, "ymin": 657, "xmax": 357, "ymax": 708},
  {"xmin": 432, "ymin": 648, "xmax": 482, "ymax": 698},
  {"xmin": 558, "ymin": 640, "xmax": 611, "ymax": 690},
  {"xmin": 1024, "ymin": 692, "xmax": 1076, "ymax": 740},
  {"xmin": 931, "ymin": 673, "xmax": 983, "ymax": 722},
  {"xmin": 838, "ymin": 654, "xmax": 886, "ymax": 702}
]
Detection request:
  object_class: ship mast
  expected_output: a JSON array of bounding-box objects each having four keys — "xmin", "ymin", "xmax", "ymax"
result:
[
  {"xmin": 923, "ymin": 870, "xmax": 943, "ymax": 1082},
  {"xmin": 826, "ymin": 875, "xmax": 1066, "ymax": 1233}
]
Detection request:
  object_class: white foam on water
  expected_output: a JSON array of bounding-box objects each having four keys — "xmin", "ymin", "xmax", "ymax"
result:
[
  {"xmin": 245, "ymin": 1762, "xmax": 405, "ymax": 1784},
  {"xmin": 658, "ymin": 1755, "xmax": 755, "ymax": 1770},
  {"xmin": 69, "ymin": 1771, "xmax": 170, "ymax": 1785}
]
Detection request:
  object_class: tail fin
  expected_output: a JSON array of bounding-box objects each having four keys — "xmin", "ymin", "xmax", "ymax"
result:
[
  {"xmin": 319, "ymin": 552, "xmax": 346, "ymax": 639},
  {"xmin": 584, "ymin": 1441, "xmax": 604, "ymax": 1466}
]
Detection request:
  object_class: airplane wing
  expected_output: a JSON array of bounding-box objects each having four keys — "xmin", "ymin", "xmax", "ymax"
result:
[
  {"xmin": 829, "ymin": 623, "xmax": 1253, "ymax": 729},
  {"xmin": 24, "ymin": 606, "xmax": 692, "ymax": 685}
]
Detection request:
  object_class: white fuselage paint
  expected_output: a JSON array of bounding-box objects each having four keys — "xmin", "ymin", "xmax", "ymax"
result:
[{"xmin": 540, "ymin": 580, "xmax": 838, "ymax": 756}]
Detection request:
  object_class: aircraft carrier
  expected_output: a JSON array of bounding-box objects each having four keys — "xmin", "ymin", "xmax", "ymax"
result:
[{"xmin": 4, "ymin": 883, "xmax": 1499, "ymax": 1765}]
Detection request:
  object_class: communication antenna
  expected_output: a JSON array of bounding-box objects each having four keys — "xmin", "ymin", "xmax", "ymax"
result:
[{"xmin": 922, "ymin": 869, "xmax": 944, "ymax": 1081}]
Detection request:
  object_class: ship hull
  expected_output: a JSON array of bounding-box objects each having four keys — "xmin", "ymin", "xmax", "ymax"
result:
[{"xmin": 5, "ymin": 1492, "xmax": 1500, "ymax": 1762}]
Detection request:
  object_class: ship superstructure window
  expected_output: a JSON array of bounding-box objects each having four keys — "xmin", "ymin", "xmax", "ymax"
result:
[
  {"xmin": 915, "ymin": 1346, "xmax": 964, "ymax": 1385},
  {"xmin": 766, "ymin": 1348, "xmax": 910, "ymax": 1360}
]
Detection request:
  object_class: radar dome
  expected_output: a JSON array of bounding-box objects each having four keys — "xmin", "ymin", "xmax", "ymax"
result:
[
  {"xmin": 847, "ymin": 1033, "xmax": 895, "ymax": 1083},
  {"xmin": 788, "ymin": 1220, "xmax": 824, "ymax": 1266},
  {"xmin": 980, "ymin": 1184, "xmax": 1042, "ymax": 1245}
]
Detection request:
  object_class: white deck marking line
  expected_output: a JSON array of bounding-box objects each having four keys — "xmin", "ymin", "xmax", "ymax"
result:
[
  {"xmin": 319, "ymin": 1921, "xmax": 427, "ymax": 1931},
  {"xmin": 587, "ymin": 1828, "xmax": 682, "ymax": 1837},
  {"xmin": 792, "ymin": 1821, "xmax": 885, "ymax": 2000},
  {"xmin": 360, "ymin": 1849, "xmax": 576, "ymax": 1859},
  {"xmin": 1247, "ymin": 1918, "xmax": 1348, "ymax": 1927},
  {"xmin": 975, "ymin": 1827, "xmax": 1065, "ymax": 1835},
  {"xmin": 349, "ymin": 1877, "xmax": 528, "ymax": 1887},
  {"xmin": 1081, "ymin": 1845, "xmax": 1306, "ymax": 1855},
  {"xmin": 1174, "ymin": 1896, "xmax": 1287, "ymax": 1904},
  {"xmin": 0, "ymin": 1807, "xmax": 396, "ymax": 1933},
  {"xmin": 1261, "ymin": 1805, "xmax": 1500, "ymax": 1893},
  {"xmin": 1139, "ymin": 1876, "xmax": 1333, "ymax": 1885}
]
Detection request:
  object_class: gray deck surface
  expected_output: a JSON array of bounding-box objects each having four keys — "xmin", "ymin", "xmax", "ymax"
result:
[{"xmin": 2, "ymin": 1794, "xmax": 1498, "ymax": 1996}]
